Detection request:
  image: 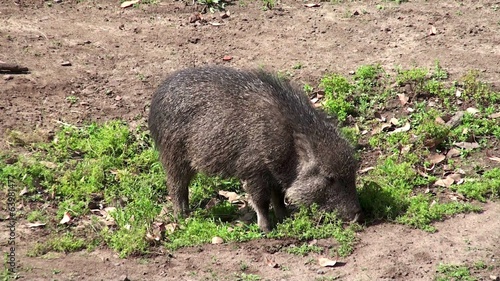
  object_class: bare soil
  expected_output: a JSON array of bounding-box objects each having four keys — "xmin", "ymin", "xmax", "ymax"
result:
[{"xmin": 1, "ymin": 0, "xmax": 499, "ymax": 280}]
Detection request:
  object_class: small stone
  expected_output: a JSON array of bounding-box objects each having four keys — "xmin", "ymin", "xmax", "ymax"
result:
[
  {"xmin": 4, "ymin": 75, "xmax": 13, "ymax": 80},
  {"xmin": 61, "ymin": 61, "xmax": 72, "ymax": 66},
  {"xmin": 118, "ymin": 275, "xmax": 130, "ymax": 281},
  {"xmin": 211, "ymin": 236, "xmax": 224, "ymax": 244}
]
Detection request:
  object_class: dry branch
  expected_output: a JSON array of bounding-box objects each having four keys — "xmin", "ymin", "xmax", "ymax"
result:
[{"xmin": 0, "ymin": 62, "xmax": 29, "ymax": 73}]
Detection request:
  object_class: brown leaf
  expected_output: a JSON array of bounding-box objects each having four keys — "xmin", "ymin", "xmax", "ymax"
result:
[
  {"xmin": 454, "ymin": 142, "xmax": 480, "ymax": 150},
  {"xmin": 40, "ymin": 161, "xmax": 57, "ymax": 169},
  {"xmin": 219, "ymin": 190, "xmax": 241, "ymax": 202},
  {"xmin": 424, "ymin": 163, "xmax": 436, "ymax": 171},
  {"xmin": 435, "ymin": 116, "xmax": 446, "ymax": 125},
  {"xmin": 165, "ymin": 223, "xmax": 178, "ymax": 234},
  {"xmin": 19, "ymin": 186, "xmax": 28, "ymax": 196},
  {"xmin": 446, "ymin": 148, "xmax": 461, "ymax": 158},
  {"xmin": 389, "ymin": 117, "xmax": 399, "ymax": 126},
  {"xmin": 371, "ymin": 123, "xmax": 392, "ymax": 135},
  {"xmin": 434, "ymin": 176, "xmax": 454, "ymax": 187},
  {"xmin": 489, "ymin": 112, "xmax": 500, "ymax": 119},
  {"xmin": 318, "ymin": 257, "xmax": 337, "ymax": 267},
  {"xmin": 416, "ymin": 167, "xmax": 430, "ymax": 178},
  {"xmin": 448, "ymin": 173, "xmax": 462, "ymax": 182},
  {"xmin": 390, "ymin": 122, "xmax": 411, "ymax": 134},
  {"xmin": 59, "ymin": 212, "xmax": 71, "ymax": 224},
  {"xmin": 397, "ymin": 93, "xmax": 409, "ymax": 105},
  {"xmin": 428, "ymin": 154, "xmax": 446, "ymax": 164}
]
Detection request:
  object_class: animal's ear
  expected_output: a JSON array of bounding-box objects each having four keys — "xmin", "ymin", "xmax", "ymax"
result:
[{"xmin": 294, "ymin": 133, "xmax": 316, "ymax": 165}]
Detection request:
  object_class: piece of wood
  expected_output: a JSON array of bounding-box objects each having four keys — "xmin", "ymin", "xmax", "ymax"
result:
[{"xmin": 0, "ymin": 62, "xmax": 29, "ymax": 73}]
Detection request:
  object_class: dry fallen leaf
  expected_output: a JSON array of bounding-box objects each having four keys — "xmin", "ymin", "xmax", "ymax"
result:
[
  {"xmin": 400, "ymin": 144, "xmax": 412, "ymax": 154},
  {"xmin": 489, "ymin": 112, "xmax": 500, "ymax": 119},
  {"xmin": 447, "ymin": 148, "xmax": 461, "ymax": 158},
  {"xmin": 389, "ymin": 117, "xmax": 399, "ymax": 126},
  {"xmin": 165, "ymin": 223, "xmax": 178, "ymax": 234},
  {"xmin": 397, "ymin": 93, "xmax": 409, "ymax": 105},
  {"xmin": 428, "ymin": 154, "xmax": 446, "ymax": 164},
  {"xmin": 19, "ymin": 186, "xmax": 28, "ymax": 196},
  {"xmin": 434, "ymin": 177, "xmax": 454, "ymax": 187},
  {"xmin": 59, "ymin": 212, "xmax": 71, "ymax": 224},
  {"xmin": 448, "ymin": 173, "xmax": 462, "ymax": 182},
  {"xmin": 120, "ymin": 0, "xmax": 139, "ymax": 8},
  {"xmin": 390, "ymin": 122, "xmax": 411, "ymax": 134},
  {"xmin": 318, "ymin": 257, "xmax": 337, "ymax": 267},
  {"xmin": 219, "ymin": 190, "xmax": 241, "ymax": 202},
  {"xmin": 40, "ymin": 161, "xmax": 57, "ymax": 169},
  {"xmin": 211, "ymin": 236, "xmax": 224, "ymax": 244},
  {"xmin": 416, "ymin": 167, "xmax": 430, "ymax": 178},
  {"xmin": 435, "ymin": 116, "xmax": 446, "ymax": 125},
  {"xmin": 371, "ymin": 123, "xmax": 392, "ymax": 135},
  {"xmin": 466, "ymin": 107, "xmax": 480, "ymax": 115},
  {"xmin": 454, "ymin": 142, "xmax": 480, "ymax": 150}
]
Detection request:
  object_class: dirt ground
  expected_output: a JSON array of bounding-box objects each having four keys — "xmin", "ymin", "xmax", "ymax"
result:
[{"xmin": 1, "ymin": 0, "xmax": 500, "ymax": 280}]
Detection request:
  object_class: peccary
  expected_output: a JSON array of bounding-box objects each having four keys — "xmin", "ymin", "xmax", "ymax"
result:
[{"xmin": 148, "ymin": 66, "xmax": 362, "ymax": 232}]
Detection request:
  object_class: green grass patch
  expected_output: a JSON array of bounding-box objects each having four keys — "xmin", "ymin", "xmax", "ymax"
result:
[
  {"xmin": 284, "ymin": 242, "xmax": 323, "ymax": 256},
  {"xmin": 435, "ymin": 263, "xmax": 477, "ymax": 281},
  {"xmin": 27, "ymin": 233, "xmax": 87, "ymax": 257},
  {"xmin": 269, "ymin": 205, "xmax": 358, "ymax": 257}
]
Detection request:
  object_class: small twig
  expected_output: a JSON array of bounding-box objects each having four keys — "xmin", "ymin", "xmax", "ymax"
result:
[
  {"xmin": 0, "ymin": 62, "xmax": 29, "ymax": 74},
  {"xmin": 53, "ymin": 119, "xmax": 78, "ymax": 128}
]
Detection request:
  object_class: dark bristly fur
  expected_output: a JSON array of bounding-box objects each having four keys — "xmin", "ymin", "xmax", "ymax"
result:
[{"xmin": 148, "ymin": 66, "xmax": 363, "ymax": 232}]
